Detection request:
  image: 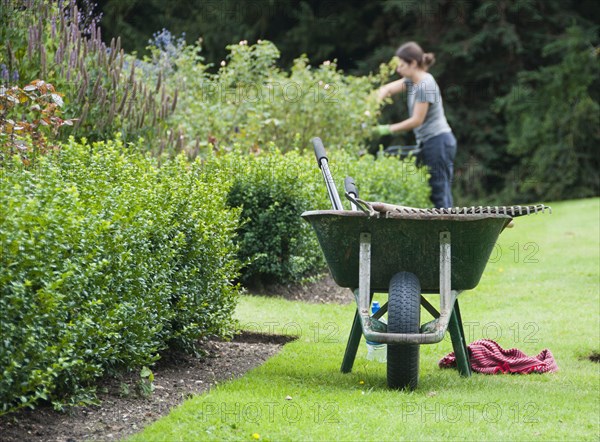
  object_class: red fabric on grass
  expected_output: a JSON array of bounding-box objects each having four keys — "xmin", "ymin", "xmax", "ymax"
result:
[{"xmin": 439, "ymin": 339, "xmax": 558, "ymax": 374}]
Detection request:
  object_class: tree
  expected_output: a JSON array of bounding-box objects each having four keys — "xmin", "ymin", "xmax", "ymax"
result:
[{"xmin": 496, "ymin": 25, "xmax": 599, "ymax": 202}]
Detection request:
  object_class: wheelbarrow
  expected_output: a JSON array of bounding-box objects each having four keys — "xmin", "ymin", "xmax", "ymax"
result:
[
  {"xmin": 302, "ymin": 137, "xmax": 551, "ymax": 390},
  {"xmin": 377, "ymin": 144, "xmax": 421, "ymax": 160}
]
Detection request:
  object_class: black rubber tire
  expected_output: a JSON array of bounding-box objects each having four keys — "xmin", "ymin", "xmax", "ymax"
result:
[{"xmin": 387, "ymin": 271, "xmax": 421, "ymax": 390}]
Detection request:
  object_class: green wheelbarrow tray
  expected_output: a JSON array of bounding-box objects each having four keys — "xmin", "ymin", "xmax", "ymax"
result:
[
  {"xmin": 301, "ymin": 209, "xmax": 511, "ymax": 292},
  {"xmin": 302, "ymin": 209, "xmax": 512, "ymax": 386}
]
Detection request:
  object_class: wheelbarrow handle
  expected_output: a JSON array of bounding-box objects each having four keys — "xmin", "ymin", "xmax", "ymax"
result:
[{"xmin": 311, "ymin": 137, "xmax": 328, "ymax": 168}]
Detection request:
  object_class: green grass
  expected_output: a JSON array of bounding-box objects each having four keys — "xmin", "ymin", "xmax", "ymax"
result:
[{"xmin": 129, "ymin": 198, "xmax": 599, "ymax": 441}]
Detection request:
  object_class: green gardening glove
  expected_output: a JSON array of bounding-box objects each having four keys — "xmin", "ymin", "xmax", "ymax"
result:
[{"xmin": 373, "ymin": 124, "xmax": 392, "ymax": 137}]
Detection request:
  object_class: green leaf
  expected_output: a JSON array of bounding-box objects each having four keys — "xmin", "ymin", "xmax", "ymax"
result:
[{"xmin": 140, "ymin": 366, "xmax": 153, "ymax": 379}]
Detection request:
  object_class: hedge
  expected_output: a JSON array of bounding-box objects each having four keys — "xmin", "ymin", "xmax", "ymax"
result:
[{"xmin": 0, "ymin": 137, "xmax": 241, "ymax": 413}]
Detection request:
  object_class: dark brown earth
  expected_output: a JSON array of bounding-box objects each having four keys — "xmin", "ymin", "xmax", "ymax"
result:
[
  {"xmin": 0, "ymin": 332, "xmax": 295, "ymax": 442},
  {"xmin": 0, "ymin": 273, "xmax": 347, "ymax": 442},
  {"xmin": 245, "ymin": 272, "xmax": 354, "ymax": 305}
]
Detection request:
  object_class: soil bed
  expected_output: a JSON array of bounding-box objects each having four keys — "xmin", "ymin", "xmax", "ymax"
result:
[
  {"xmin": 0, "ymin": 331, "xmax": 294, "ymax": 442},
  {"xmin": 246, "ymin": 272, "xmax": 354, "ymax": 305}
]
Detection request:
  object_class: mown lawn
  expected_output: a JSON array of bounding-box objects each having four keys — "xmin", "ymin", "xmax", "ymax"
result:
[{"xmin": 129, "ymin": 198, "xmax": 599, "ymax": 441}]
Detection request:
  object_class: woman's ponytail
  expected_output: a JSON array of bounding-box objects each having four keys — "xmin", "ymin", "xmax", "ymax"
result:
[{"xmin": 422, "ymin": 52, "xmax": 436, "ymax": 70}]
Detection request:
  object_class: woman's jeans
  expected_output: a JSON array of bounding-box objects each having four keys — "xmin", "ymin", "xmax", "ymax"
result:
[{"xmin": 417, "ymin": 132, "xmax": 457, "ymax": 208}]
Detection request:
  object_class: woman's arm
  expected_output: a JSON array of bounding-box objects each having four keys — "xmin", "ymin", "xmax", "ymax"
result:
[
  {"xmin": 377, "ymin": 78, "xmax": 407, "ymax": 101},
  {"xmin": 389, "ymin": 101, "xmax": 429, "ymax": 133}
]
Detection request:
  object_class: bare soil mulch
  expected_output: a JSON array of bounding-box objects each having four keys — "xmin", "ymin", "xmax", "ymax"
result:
[
  {"xmin": 0, "ymin": 332, "xmax": 294, "ymax": 442},
  {"xmin": 245, "ymin": 272, "xmax": 354, "ymax": 305}
]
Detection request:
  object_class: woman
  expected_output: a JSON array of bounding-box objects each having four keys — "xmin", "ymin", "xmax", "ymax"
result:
[{"xmin": 376, "ymin": 42, "xmax": 457, "ymax": 209}]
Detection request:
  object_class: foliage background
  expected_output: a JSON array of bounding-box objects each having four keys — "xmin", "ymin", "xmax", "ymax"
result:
[{"xmin": 96, "ymin": 0, "xmax": 600, "ymax": 204}]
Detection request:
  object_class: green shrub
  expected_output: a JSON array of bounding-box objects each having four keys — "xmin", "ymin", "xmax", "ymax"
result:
[
  {"xmin": 332, "ymin": 149, "xmax": 432, "ymax": 207},
  {"xmin": 209, "ymin": 145, "xmax": 430, "ymax": 286},
  {"xmin": 144, "ymin": 38, "xmax": 389, "ymax": 157},
  {"xmin": 208, "ymin": 146, "xmax": 325, "ymax": 285},
  {"xmin": 0, "ymin": 137, "xmax": 240, "ymax": 414},
  {"xmin": 2, "ymin": 3, "xmax": 395, "ymax": 158},
  {"xmin": 0, "ymin": 80, "xmax": 76, "ymax": 166},
  {"xmin": 495, "ymin": 25, "xmax": 599, "ymax": 202}
]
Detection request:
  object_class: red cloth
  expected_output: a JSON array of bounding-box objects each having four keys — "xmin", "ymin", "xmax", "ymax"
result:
[{"xmin": 439, "ymin": 339, "xmax": 558, "ymax": 374}]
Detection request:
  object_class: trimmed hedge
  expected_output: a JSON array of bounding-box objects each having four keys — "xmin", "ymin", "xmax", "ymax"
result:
[
  {"xmin": 214, "ymin": 147, "xmax": 325, "ymax": 285},
  {"xmin": 0, "ymin": 138, "xmax": 241, "ymax": 413},
  {"xmin": 210, "ymin": 146, "xmax": 431, "ymax": 285}
]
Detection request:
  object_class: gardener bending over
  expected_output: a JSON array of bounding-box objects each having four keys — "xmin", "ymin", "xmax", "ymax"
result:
[{"xmin": 376, "ymin": 41, "xmax": 457, "ymax": 209}]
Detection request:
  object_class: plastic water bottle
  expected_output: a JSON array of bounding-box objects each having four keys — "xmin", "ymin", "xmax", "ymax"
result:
[{"xmin": 366, "ymin": 301, "xmax": 387, "ymax": 363}]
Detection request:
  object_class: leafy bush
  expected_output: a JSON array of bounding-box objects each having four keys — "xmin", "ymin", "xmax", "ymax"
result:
[
  {"xmin": 1, "ymin": 2, "xmax": 397, "ymax": 160},
  {"xmin": 0, "ymin": 80, "xmax": 76, "ymax": 165},
  {"xmin": 0, "ymin": 137, "xmax": 240, "ymax": 414},
  {"xmin": 335, "ymin": 149, "xmax": 432, "ymax": 207},
  {"xmin": 141, "ymin": 37, "xmax": 387, "ymax": 157},
  {"xmin": 208, "ymin": 146, "xmax": 324, "ymax": 285},
  {"xmin": 209, "ymin": 145, "xmax": 430, "ymax": 285}
]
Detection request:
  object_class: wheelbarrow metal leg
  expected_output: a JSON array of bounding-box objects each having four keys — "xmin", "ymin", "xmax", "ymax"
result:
[
  {"xmin": 341, "ymin": 289, "xmax": 373, "ymax": 373},
  {"xmin": 448, "ymin": 300, "xmax": 471, "ymax": 377},
  {"xmin": 341, "ymin": 309, "xmax": 362, "ymax": 373},
  {"xmin": 420, "ymin": 295, "xmax": 440, "ymax": 319}
]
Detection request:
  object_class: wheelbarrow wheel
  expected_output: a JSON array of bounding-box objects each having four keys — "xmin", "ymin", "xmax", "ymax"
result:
[{"xmin": 387, "ymin": 271, "xmax": 421, "ymax": 390}]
